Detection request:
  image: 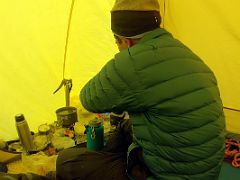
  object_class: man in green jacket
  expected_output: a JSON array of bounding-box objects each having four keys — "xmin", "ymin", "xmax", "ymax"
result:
[{"xmin": 58, "ymin": 0, "xmax": 225, "ymax": 179}]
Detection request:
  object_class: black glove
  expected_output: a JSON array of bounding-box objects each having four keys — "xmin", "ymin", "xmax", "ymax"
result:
[
  {"xmin": 103, "ymin": 112, "xmax": 132, "ymax": 153},
  {"xmin": 110, "ymin": 112, "xmax": 125, "ymax": 127}
]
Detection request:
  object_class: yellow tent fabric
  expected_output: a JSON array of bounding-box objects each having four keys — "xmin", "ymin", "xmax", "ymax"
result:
[{"xmin": 0, "ymin": 0, "xmax": 239, "ymax": 141}]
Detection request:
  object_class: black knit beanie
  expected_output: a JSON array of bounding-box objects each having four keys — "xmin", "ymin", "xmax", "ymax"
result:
[{"xmin": 111, "ymin": 0, "xmax": 161, "ymax": 37}]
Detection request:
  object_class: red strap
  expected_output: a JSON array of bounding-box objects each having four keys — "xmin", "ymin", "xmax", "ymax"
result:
[
  {"xmin": 232, "ymin": 152, "xmax": 240, "ymax": 168},
  {"xmin": 224, "ymin": 139, "xmax": 240, "ymax": 159}
]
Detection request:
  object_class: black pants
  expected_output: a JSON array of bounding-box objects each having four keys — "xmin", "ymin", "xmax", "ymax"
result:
[{"xmin": 56, "ymin": 119, "xmax": 132, "ymax": 180}]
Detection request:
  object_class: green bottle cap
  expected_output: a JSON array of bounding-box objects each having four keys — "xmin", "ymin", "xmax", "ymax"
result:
[{"xmin": 89, "ymin": 118, "xmax": 101, "ymax": 127}]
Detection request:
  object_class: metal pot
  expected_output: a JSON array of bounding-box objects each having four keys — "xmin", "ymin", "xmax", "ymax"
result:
[{"xmin": 56, "ymin": 106, "xmax": 78, "ymax": 128}]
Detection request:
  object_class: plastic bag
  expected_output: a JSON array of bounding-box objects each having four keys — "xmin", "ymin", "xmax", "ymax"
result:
[{"xmin": 21, "ymin": 152, "xmax": 57, "ymax": 176}]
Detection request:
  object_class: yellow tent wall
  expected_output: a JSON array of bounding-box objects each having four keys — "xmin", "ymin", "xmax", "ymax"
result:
[
  {"xmin": 0, "ymin": 0, "xmax": 116, "ymax": 140},
  {"xmin": 0, "ymin": 0, "xmax": 239, "ymax": 141}
]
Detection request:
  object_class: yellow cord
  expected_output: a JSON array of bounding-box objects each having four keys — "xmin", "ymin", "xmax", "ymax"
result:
[{"xmin": 63, "ymin": 0, "xmax": 76, "ymax": 79}]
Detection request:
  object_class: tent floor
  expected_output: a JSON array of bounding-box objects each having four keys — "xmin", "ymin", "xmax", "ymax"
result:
[{"xmin": 219, "ymin": 161, "xmax": 240, "ymax": 179}]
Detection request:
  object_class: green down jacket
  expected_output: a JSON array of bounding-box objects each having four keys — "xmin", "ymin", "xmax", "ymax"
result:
[{"xmin": 80, "ymin": 28, "xmax": 225, "ymax": 180}]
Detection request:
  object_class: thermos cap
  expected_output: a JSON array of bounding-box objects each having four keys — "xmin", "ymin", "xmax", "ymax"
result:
[{"xmin": 15, "ymin": 114, "xmax": 25, "ymax": 122}]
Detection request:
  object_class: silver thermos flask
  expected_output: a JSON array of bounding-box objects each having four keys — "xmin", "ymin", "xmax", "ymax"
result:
[{"xmin": 15, "ymin": 114, "xmax": 34, "ymax": 152}]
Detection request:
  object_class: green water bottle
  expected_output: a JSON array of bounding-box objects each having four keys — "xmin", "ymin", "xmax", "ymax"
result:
[{"xmin": 86, "ymin": 118, "xmax": 104, "ymax": 151}]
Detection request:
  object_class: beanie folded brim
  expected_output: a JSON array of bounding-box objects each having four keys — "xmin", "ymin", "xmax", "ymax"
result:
[{"xmin": 111, "ymin": 10, "xmax": 161, "ymax": 37}]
